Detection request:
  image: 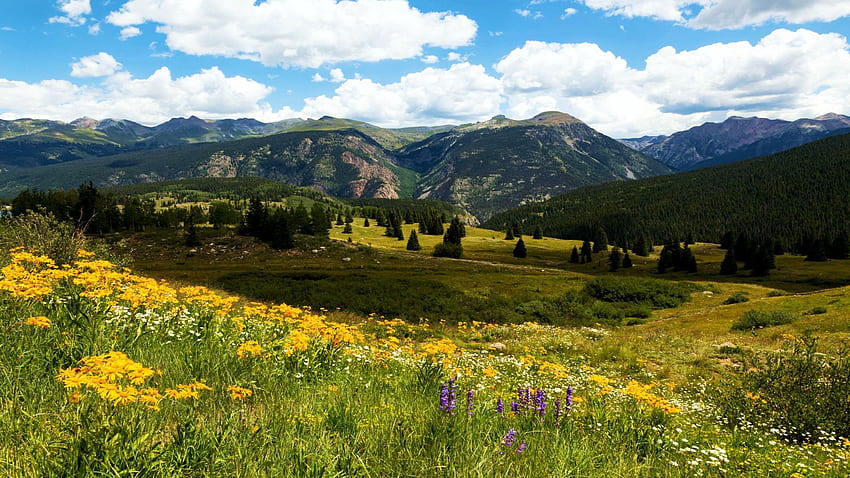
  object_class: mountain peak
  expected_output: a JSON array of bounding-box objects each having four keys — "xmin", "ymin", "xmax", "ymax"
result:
[
  {"xmin": 70, "ymin": 117, "xmax": 99, "ymax": 129},
  {"xmin": 815, "ymin": 112, "xmax": 848, "ymax": 121},
  {"xmin": 527, "ymin": 111, "xmax": 583, "ymax": 126}
]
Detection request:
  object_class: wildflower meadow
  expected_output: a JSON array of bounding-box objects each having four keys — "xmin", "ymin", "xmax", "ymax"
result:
[{"xmin": 1, "ymin": 219, "xmax": 849, "ymax": 476}]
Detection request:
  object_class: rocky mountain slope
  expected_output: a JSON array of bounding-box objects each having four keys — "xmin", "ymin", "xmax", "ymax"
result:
[{"xmin": 623, "ymin": 114, "xmax": 850, "ymax": 171}]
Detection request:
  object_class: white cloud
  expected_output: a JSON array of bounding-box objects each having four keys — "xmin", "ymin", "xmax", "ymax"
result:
[
  {"xmin": 119, "ymin": 26, "xmax": 142, "ymax": 40},
  {"xmin": 447, "ymin": 52, "xmax": 468, "ymax": 62},
  {"xmin": 49, "ymin": 0, "xmax": 92, "ymax": 26},
  {"xmin": 88, "ymin": 23, "xmax": 101, "ymax": 35},
  {"xmin": 561, "ymin": 8, "xmax": 578, "ymax": 19},
  {"xmin": 70, "ymin": 52, "xmax": 123, "ymax": 78},
  {"xmin": 690, "ymin": 0, "xmax": 850, "ymax": 30},
  {"xmin": 515, "ymin": 8, "xmax": 543, "ymax": 19},
  {"xmin": 106, "ymin": 0, "xmax": 477, "ymax": 68},
  {"xmin": 298, "ymin": 63, "xmax": 503, "ymax": 127},
  {"xmin": 329, "ymin": 68, "xmax": 346, "ymax": 83},
  {"xmin": 312, "ymin": 73, "xmax": 326, "ymax": 82},
  {"xmin": 0, "ymin": 67, "xmax": 278, "ymax": 125},
  {"xmin": 496, "ymin": 29, "xmax": 850, "ymax": 137},
  {"xmin": 421, "ymin": 55, "xmax": 439, "ymax": 64},
  {"xmin": 578, "ymin": 0, "xmax": 850, "ymax": 29}
]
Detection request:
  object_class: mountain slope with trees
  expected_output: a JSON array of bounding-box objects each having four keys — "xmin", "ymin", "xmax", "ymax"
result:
[{"xmin": 484, "ymin": 132, "xmax": 850, "ymax": 253}]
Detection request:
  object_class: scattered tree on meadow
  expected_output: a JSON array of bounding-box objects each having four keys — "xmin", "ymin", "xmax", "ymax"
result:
[
  {"xmin": 406, "ymin": 230, "xmax": 422, "ymax": 251},
  {"xmin": 633, "ymin": 235, "xmax": 650, "ymax": 257},
  {"xmin": 513, "ymin": 238, "xmax": 527, "ymax": 258},
  {"xmin": 592, "ymin": 226, "xmax": 609, "ymax": 253},
  {"xmin": 829, "ymin": 233, "xmax": 850, "ymax": 260},
  {"xmin": 581, "ymin": 239, "xmax": 593, "ymax": 263},
  {"xmin": 505, "ymin": 229, "xmax": 515, "ymax": 240},
  {"xmin": 622, "ymin": 252, "xmax": 633, "ymax": 269},
  {"xmin": 720, "ymin": 248, "xmax": 738, "ymax": 275},
  {"xmin": 570, "ymin": 246, "xmax": 580, "ymax": 264},
  {"xmin": 184, "ymin": 218, "xmax": 200, "ymax": 247},
  {"xmin": 342, "ymin": 223, "xmax": 353, "ymax": 234},
  {"xmin": 805, "ymin": 239, "xmax": 828, "ymax": 262},
  {"xmin": 608, "ymin": 247, "xmax": 621, "ymax": 272},
  {"xmin": 364, "ymin": 217, "xmax": 371, "ymax": 227},
  {"xmin": 532, "ymin": 226, "xmax": 543, "ymax": 240}
]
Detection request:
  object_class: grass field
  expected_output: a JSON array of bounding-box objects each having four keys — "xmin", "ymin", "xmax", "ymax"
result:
[{"xmin": 5, "ymin": 215, "xmax": 847, "ymax": 476}]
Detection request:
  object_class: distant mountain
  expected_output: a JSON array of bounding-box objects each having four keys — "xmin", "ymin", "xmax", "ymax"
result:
[
  {"xmin": 0, "ymin": 129, "xmax": 406, "ymax": 199},
  {"xmin": 624, "ymin": 114, "xmax": 850, "ymax": 171},
  {"xmin": 485, "ymin": 131, "xmax": 850, "ymax": 251},
  {"xmin": 396, "ymin": 112, "xmax": 671, "ymax": 221}
]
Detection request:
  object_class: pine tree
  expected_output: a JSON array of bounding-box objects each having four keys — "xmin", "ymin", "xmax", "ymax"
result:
[
  {"xmin": 687, "ymin": 255, "xmax": 698, "ymax": 273},
  {"xmin": 335, "ymin": 213, "xmax": 344, "ymax": 226},
  {"xmin": 505, "ymin": 229, "xmax": 515, "ymax": 240},
  {"xmin": 622, "ymin": 252, "xmax": 633, "ymax": 268},
  {"xmin": 569, "ymin": 246, "xmax": 580, "ymax": 264},
  {"xmin": 581, "ymin": 239, "xmax": 593, "ymax": 263},
  {"xmin": 719, "ymin": 231, "xmax": 735, "ymax": 250},
  {"xmin": 444, "ymin": 217, "xmax": 464, "ymax": 246},
  {"xmin": 512, "ymin": 222, "xmax": 523, "ymax": 238},
  {"xmin": 829, "ymin": 232, "xmax": 850, "ymax": 259},
  {"xmin": 608, "ymin": 247, "xmax": 622, "ymax": 272},
  {"xmin": 720, "ymin": 248, "xmax": 738, "ymax": 275},
  {"xmin": 592, "ymin": 226, "xmax": 609, "ymax": 252},
  {"xmin": 342, "ymin": 223, "xmax": 353, "ymax": 234},
  {"xmin": 243, "ymin": 197, "xmax": 268, "ymax": 238},
  {"xmin": 805, "ymin": 238, "xmax": 828, "ymax": 262},
  {"xmin": 406, "ymin": 230, "xmax": 421, "ymax": 251},
  {"xmin": 513, "ymin": 238, "xmax": 527, "ymax": 258},
  {"xmin": 677, "ymin": 245, "xmax": 693, "ymax": 272},
  {"xmin": 750, "ymin": 245, "xmax": 773, "ymax": 276},
  {"xmin": 434, "ymin": 216, "xmax": 464, "ymax": 258},
  {"xmin": 418, "ymin": 221, "xmax": 427, "ymax": 234},
  {"xmin": 184, "ymin": 218, "xmax": 200, "ymax": 247},
  {"xmin": 532, "ymin": 226, "xmax": 543, "ymax": 240},
  {"xmin": 633, "ymin": 235, "xmax": 650, "ymax": 257},
  {"xmin": 270, "ymin": 211, "xmax": 294, "ymax": 250},
  {"xmin": 685, "ymin": 232, "xmax": 695, "ymax": 245},
  {"xmin": 363, "ymin": 217, "xmax": 371, "ymax": 227},
  {"xmin": 310, "ymin": 203, "xmax": 330, "ymax": 238}
]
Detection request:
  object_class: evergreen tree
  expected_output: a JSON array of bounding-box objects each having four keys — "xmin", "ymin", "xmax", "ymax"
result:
[
  {"xmin": 270, "ymin": 211, "xmax": 294, "ymax": 250},
  {"xmin": 569, "ymin": 246, "xmax": 580, "ymax": 264},
  {"xmin": 677, "ymin": 245, "xmax": 693, "ymax": 272},
  {"xmin": 243, "ymin": 197, "xmax": 268, "ymax": 238},
  {"xmin": 444, "ymin": 217, "xmax": 465, "ymax": 246},
  {"xmin": 734, "ymin": 233, "xmax": 750, "ymax": 262},
  {"xmin": 719, "ymin": 231, "xmax": 735, "ymax": 250},
  {"xmin": 342, "ymin": 223, "xmax": 353, "ymax": 234},
  {"xmin": 406, "ymin": 230, "xmax": 422, "ymax": 251},
  {"xmin": 684, "ymin": 232, "xmax": 695, "ymax": 245},
  {"xmin": 720, "ymin": 248, "xmax": 738, "ymax": 275},
  {"xmin": 633, "ymin": 235, "xmax": 650, "ymax": 257},
  {"xmin": 532, "ymin": 226, "xmax": 543, "ymax": 240},
  {"xmin": 608, "ymin": 247, "xmax": 622, "ymax": 272},
  {"xmin": 364, "ymin": 217, "xmax": 370, "ymax": 227},
  {"xmin": 805, "ymin": 238, "xmax": 829, "ymax": 262},
  {"xmin": 592, "ymin": 226, "xmax": 609, "ymax": 252},
  {"xmin": 505, "ymin": 229, "xmax": 515, "ymax": 240},
  {"xmin": 513, "ymin": 238, "xmax": 527, "ymax": 258},
  {"xmin": 184, "ymin": 218, "xmax": 200, "ymax": 247},
  {"xmin": 622, "ymin": 252, "xmax": 633, "ymax": 268},
  {"xmin": 292, "ymin": 203, "xmax": 311, "ymax": 235},
  {"xmin": 657, "ymin": 244, "xmax": 677, "ymax": 273},
  {"xmin": 335, "ymin": 213, "xmax": 344, "ymax": 226},
  {"xmin": 344, "ymin": 212, "xmax": 353, "ymax": 224},
  {"xmin": 829, "ymin": 232, "xmax": 850, "ymax": 260},
  {"xmin": 434, "ymin": 216, "xmax": 464, "ymax": 258},
  {"xmin": 581, "ymin": 239, "xmax": 593, "ymax": 263},
  {"xmin": 687, "ymin": 255, "xmax": 698, "ymax": 273},
  {"xmin": 310, "ymin": 203, "xmax": 330, "ymax": 238},
  {"xmin": 750, "ymin": 245, "xmax": 772, "ymax": 277},
  {"xmin": 511, "ymin": 222, "xmax": 523, "ymax": 238}
]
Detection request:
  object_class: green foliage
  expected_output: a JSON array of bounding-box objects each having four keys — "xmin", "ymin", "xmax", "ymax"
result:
[
  {"xmin": 715, "ymin": 335, "xmax": 850, "ymax": 443},
  {"xmin": 432, "ymin": 242, "xmax": 463, "ymax": 259},
  {"xmin": 513, "ymin": 238, "xmax": 527, "ymax": 258},
  {"xmin": 608, "ymin": 247, "xmax": 621, "ymax": 272},
  {"xmin": 806, "ymin": 306, "xmax": 828, "ymax": 315},
  {"xmin": 406, "ymin": 230, "xmax": 421, "ymax": 251},
  {"xmin": 723, "ymin": 292, "xmax": 750, "ymax": 305},
  {"xmin": 484, "ymin": 132, "xmax": 850, "ymax": 252},
  {"xmin": 0, "ymin": 211, "xmax": 87, "ymax": 265},
  {"xmin": 583, "ymin": 277, "xmax": 692, "ymax": 309},
  {"xmin": 731, "ymin": 310, "xmax": 797, "ymax": 330}
]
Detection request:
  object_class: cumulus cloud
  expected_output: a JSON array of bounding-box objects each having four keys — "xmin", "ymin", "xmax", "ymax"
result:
[
  {"xmin": 119, "ymin": 26, "xmax": 142, "ymax": 40},
  {"xmin": 70, "ymin": 53, "xmax": 123, "ymax": 78},
  {"xmin": 496, "ymin": 29, "xmax": 850, "ymax": 136},
  {"xmin": 298, "ymin": 63, "xmax": 503, "ymax": 127},
  {"xmin": 579, "ymin": 0, "xmax": 850, "ymax": 29},
  {"xmin": 49, "ymin": 0, "xmax": 92, "ymax": 26},
  {"xmin": 0, "ymin": 67, "xmax": 278, "ymax": 125},
  {"xmin": 106, "ymin": 0, "xmax": 477, "ymax": 68},
  {"xmin": 561, "ymin": 8, "xmax": 578, "ymax": 19}
]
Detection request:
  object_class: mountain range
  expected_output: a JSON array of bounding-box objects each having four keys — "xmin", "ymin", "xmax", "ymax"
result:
[
  {"xmin": 1, "ymin": 110, "xmax": 848, "ymax": 221},
  {"xmin": 621, "ymin": 113, "xmax": 850, "ymax": 171}
]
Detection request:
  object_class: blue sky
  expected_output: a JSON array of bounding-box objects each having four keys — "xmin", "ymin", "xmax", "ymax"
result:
[{"xmin": 1, "ymin": 0, "xmax": 850, "ymax": 137}]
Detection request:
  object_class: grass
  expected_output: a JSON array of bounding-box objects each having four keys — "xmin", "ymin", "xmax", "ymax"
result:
[{"xmin": 5, "ymin": 215, "xmax": 850, "ymax": 475}]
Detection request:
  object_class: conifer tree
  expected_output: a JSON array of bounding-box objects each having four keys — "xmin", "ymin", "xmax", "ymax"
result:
[
  {"xmin": 805, "ymin": 238, "xmax": 828, "ymax": 262},
  {"xmin": 581, "ymin": 239, "xmax": 593, "ymax": 263},
  {"xmin": 633, "ymin": 235, "xmax": 650, "ymax": 257},
  {"xmin": 433, "ymin": 216, "xmax": 464, "ymax": 258},
  {"xmin": 720, "ymin": 248, "xmax": 738, "ymax": 275},
  {"xmin": 512, "ymin": 222, "xmax": 523, "ymax": 238},
  {"xmin": 336, "ymin": 213, "xmax": 344, "ymax": 226},
  {"xmin": 270, "ymin": 211, "xmax": 294, "ymax": 250},
  {"xmin": 677, "ymin": 245, "xmax": 693, "ymax": 272},
  {"xmin": 687, "ymin": 255, "xmax": 698, "ymax": 273},
  {"xmin": 444, "ymin": 217, "xmax": 464, "ymax": 246},
  {"xmin": 592, "ymin": 226, "xmax": 609, "ymax": 252},
  {"xmin": 608, "ymin": 247, "xmax": 622, "ymax": 272},
  {"xmin": 184, "ymin": 218, "xmax": 200, "ymax": 247},
  {"xmin": 829, "ymin": 232, "xmax": 850, "ymax": 260},
  {"xmin": 622, "ymin": 252, "xmax": 633, "ymax": 268},
  {"xmin": 685, "ymin": 232, "xmax": 695, "ymax": 245},
  {"xmin": 570, "ymin": 246, "xmax": 580, "ymax": 264},
  {"xmin": 342, "ymin": 223, "xmax": 353, "ymax": 234},
  {"xmin": 513, "ymin": 238, "xmax": 527, "ymax": 258},
  {"xmin": 505, "ymin": 229, "xmax": 515, "ymax": 240},
  {"xmin": 310, "ymin": 203, "xmax": 330, "ymax": 238},
  {"xmin": 407, "ymin": 230, "xmax": 421, "ymax": 251},
  {"xmin": 243, "ymin": 197, "xmax": 268, "ymax": 238},
  {"xmin": 418, "ymin": 221, "xmax": 427, "ymax": 234},
  {"xmin": 750, "ymin": 245, "xmax": 772, "ymax": 277},
  {"xmin": 719, "ymin": 231, "xmax": 734, "ymax": 250},
  {"xmin": 363, "ymin": 217, "xmax": 370, "ymax": 227},
  {"xmin": 532, "ymin": 226, "xmax": 543, "ymax": 240}
]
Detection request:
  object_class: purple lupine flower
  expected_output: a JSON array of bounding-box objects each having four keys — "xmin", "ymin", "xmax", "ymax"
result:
[
  {"xmin": 554, "ymin": 398, "xmax": 562, "ymax": 426},
  {"xmin": 448, "ymin": 378, "xmax": 457, "ymax": 413},
  {"xmin": 501, "ymin": 428, "xmax": 517, "ymax": 447},
  {"xmin": 566, "ymin": 386, "xmax": 574, "ymax": 417},
  {"xmin": 517, "ymin": 442, "xmax": 527, "ymax": 453},
  {"xmin": 496, "ymin": 397, "xmax": 504, "ymax": 415},
  {"xmin": 439, "ymin": 378, "xmax": 457, "ymax": 414},
  {"xmin": 534, "ymin": 388, "xmax": 546, "ymax": 418},
  {"xmin": 510, "ymin": 401, "xmax": 520, "ymax": 413},
  {"xmin": 467, "ymin": 389, "xmax": 474, "ymax": 416},
  {"xmin": 518, "ymin": 387, "xmax": 531, "ymax": 411}
]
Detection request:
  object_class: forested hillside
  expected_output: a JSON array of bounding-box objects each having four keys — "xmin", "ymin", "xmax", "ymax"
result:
[{"xmin": 484, "ymin": 132, "xmax": 850, "ymax": 252}]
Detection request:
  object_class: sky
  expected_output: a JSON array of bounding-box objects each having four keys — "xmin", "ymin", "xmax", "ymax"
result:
[{"xmin": 1, "ymin": 1, "xmax": 850, "ymax": 138}]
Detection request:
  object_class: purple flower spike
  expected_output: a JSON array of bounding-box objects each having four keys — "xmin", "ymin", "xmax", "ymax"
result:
[
  {"xmin": 439, "ymin": 378, "xmax": 458, "ymax": 414},
  {"xmin": 535, "ymin": 388, "xmax": 546, "ymax": 417},
  {"xmin": 501, "ymin": 428, "xmax": 517, "ymax": 447},
  {"xmin": 554, "ymin": 398, "xmax": 562, "ymax": 426},
  {"xmin": 510, "ymin": 401, "xmax": 520, "ymax": 413},
  {"xmin": 517, "ymin": 442, "xmax": 527, "ymax": 453},
  {"xmin": 467, "ymin": 389, "xmax": 474, "ymax": 416},
  {"xmin": 566, "ymin": 386, "xmax": 574, "ymax": 417},
  {"xmin": 496, "ymin": 397, "xmax": 504, "ymax": 415}
]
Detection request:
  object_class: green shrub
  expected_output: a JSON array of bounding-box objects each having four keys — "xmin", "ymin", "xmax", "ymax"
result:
[
  {"xmin": 714, "ymin": 335, "xmax": 850, "ymax": 443},
  {"xmin": 0, "ymin": 211, "xmax": 86, "ymax": 265},
  {"xmin": 806, "ymin": 306, "xmax": 827, "ymax": 315},
  {"xmin": 432, "ymin": 242, "xmax": 463, "ymax": 258},
  {"xmin": 722, "ymin": 292, "xmax": 750, "ymax": 305},
  {"xmin": 766, "ymin": 290, "xmax": 787, "ymax": 297},
  {"xmin": 583, "ymin": 276, "xmax": 692, "ymax": 309},
  {"xmin": 731, "ymin": 310, "xmax": 796, "ymax": 330}
]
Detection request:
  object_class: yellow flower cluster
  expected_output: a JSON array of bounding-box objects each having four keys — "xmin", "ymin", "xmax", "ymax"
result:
[
  {"xmin": 58, "ymin": 351, "xmax": 210, "ymax": 410},
  {"xmin": 227, "ymin": 385, "xmax": 253, "ymax": 400},
  {"xmin": 237, "ymin": 340, "xmax": 263, "ymax": 359},
  {"xmin": 0, "ymin": 250, "xmax": 70, "ymax": 298},
  {"xmin": 420, "ymin": 338, "xmax": 458, "ymax": 358},
  {"xmin": 622, "ymin": 380, "xmax": 682, "ymax": 414},
  {"xmin": 25, "ymin": 316, "xmax": 51, "ymax": 329},
  {"xmin": 180, "ymin": 286, "xmax": 239, "ymax": 317}
]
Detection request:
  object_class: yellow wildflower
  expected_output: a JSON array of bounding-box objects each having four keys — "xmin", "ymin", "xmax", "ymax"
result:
[
  {"xmin": 25, "ymin": 316, "xmax": 51, "ymax": 329},
  {"xmin": 227, "ymin": 385, "xmax": 253, "ymax": 400},
  {"xmin": 237, "ymin": 340, "xmax": 263, "ymax": 359}
]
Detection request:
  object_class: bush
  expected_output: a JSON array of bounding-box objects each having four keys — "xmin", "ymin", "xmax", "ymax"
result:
[
  {"xmin": 715, "ymin": 335, "xmax": 850, "ymax": 443},
  {"xmin": 0, "ymin": 211, "xmax": 87, "ymax": 265},
  {"xmin": 583, "ymin": 276, "xmax": 692, "ymax": 309},
  {"xmin": 766, "ymin": 290, "xmax": 787, "ymax": 297},
  {"xmin": 806, "ymin": 306, "xmax": 827, "ymax": 315},
  {"xmin": 432, "ymin": 242, "xmax": 463, "ymax": 259},
  {"xmin": 731, "ymin": 310, "xmax": 796, "ymax": 330},
  {"xmin": 723, "ymin": 292, "xmax": 750, "ymax": 305}
]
